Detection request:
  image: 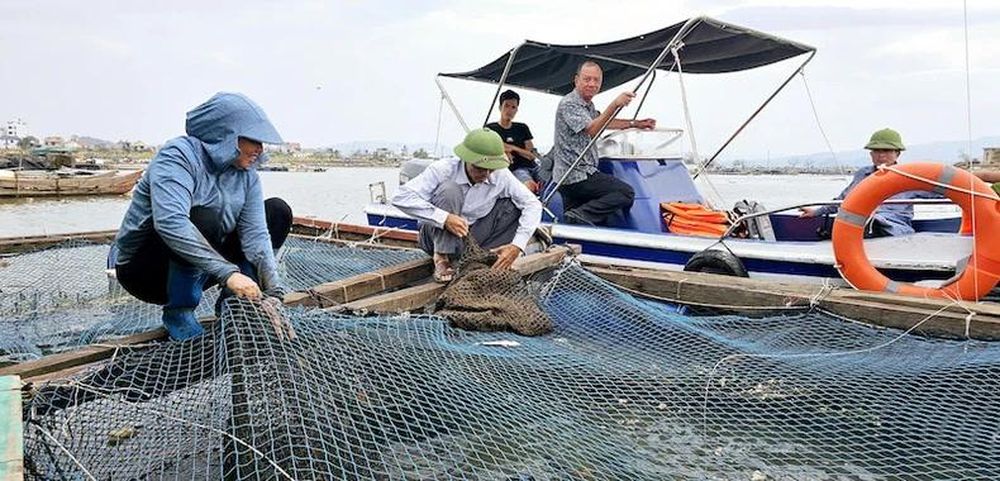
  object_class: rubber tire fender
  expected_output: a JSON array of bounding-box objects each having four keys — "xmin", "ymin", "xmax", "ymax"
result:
[{"xmin": 683, "ymin": 248, "xmax": 749, "ymax": 277}]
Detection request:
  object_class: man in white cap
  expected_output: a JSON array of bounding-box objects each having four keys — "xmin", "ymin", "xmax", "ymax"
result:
[{"xmin": 392, "ymin": 128, "xmax": 543, "ymax": 282}]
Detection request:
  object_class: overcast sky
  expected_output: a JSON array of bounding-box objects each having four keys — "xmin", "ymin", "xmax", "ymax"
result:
[{"xmin": 1, "ymin": 0, "xmax": 997, "ymax": 160}]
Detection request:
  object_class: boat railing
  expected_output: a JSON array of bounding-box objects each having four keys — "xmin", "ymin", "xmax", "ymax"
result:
[
  {"xmin": 720, "ymin": 198, "xmax": 959, "ymax": 240},
  {"xmin": 597, "ymin": 127, "xmax": 685, "ymax": 159}
]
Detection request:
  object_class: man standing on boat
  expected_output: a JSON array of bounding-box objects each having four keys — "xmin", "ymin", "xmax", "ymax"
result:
[
  {"xmin": 550, "ymin": 60, "xmax": 656, "ymax": 226},
  {"xmin": 486, "ymin": 89, "xmax": 541, "ymax": 194},
  {"xmin": 799, "ymin": 128, "xmax": 938, "ymax": 237},
  {"xmin": 392, "ymin": 128, "xmax": 542, "ymax": 282},
  {"xmin": 110, "ymin": 92, "xmax": 293, "ymax": 340}
]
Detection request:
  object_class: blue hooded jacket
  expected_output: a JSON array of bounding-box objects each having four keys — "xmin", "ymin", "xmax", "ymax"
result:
[{"xmin": 114, "ymin": 92, "xmax": 286, "ymax": 292}]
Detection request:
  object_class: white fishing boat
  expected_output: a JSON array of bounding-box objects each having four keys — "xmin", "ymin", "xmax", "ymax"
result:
[{"xmin": 365, "ymin": 16, "xmax": 980, "ymax": 291}]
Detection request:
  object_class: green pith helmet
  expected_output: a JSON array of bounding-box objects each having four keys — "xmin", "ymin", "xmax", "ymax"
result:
[
  {"xmin": 454, "ymin": 128, "xmax": 509, "ymax": 170},
  {"xmin": 864, "ymin": 128, "xmax": 906, "ymax": 151}
]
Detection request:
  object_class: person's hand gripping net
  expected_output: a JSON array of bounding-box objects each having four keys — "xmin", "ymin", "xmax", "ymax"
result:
[{"xmin": 261, "ymin": 296, "xmax": 296, "ymax": 341}]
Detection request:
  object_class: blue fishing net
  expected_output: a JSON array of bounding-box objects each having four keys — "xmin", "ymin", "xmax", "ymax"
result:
[
  {"xmin": 20, "ymin": 264, "xmax": 1000, "ymax": 480},
  {"xmin": 0, "ymin": 236, "xmax": 427, "ymax": 362}
]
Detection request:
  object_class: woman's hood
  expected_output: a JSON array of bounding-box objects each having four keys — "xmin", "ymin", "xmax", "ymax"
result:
[{"xmin": 184, "ymin": 92, "xmax": 283, "ymax": 171}]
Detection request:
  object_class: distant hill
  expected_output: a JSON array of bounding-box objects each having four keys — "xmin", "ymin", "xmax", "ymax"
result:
[
  {"xmin": 732, "ymin": 136, "xmax": 1000, "ymax": 168},
  {"xmin": 71, "ymin": 135, "xmax": 116, "ymax": 149}
]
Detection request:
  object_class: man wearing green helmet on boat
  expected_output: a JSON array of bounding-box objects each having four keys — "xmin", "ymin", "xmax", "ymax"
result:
[
  {"xmin": 392, "ymin": 128, "xmax": 543, "ymax": 282},
  {"xmin": 800, "ymin": 128, "xmax": 940, "ymax": 237}
]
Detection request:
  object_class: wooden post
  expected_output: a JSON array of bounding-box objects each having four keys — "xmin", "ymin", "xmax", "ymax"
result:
[{"xmin": 0, "ymin": 376, "xmax": 23, "ymax": 481}]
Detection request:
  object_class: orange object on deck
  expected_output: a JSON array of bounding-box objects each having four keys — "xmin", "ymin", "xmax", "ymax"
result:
[
  {"xmin": 832, "ymin": 162, "xmax": 1000, "ymax": 301},
  {"xmin": 661, "ymin": 202, "xmax": 731, "ymax": 237}
]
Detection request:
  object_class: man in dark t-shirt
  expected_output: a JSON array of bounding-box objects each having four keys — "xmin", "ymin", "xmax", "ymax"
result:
[{"xmin": 486, "ymin": 89, "xmax": 541, "ymax": 193}]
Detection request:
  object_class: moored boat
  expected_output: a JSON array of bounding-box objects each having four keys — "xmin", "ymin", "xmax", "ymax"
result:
[
  {"xmin": 0, "ymin": 168, "xmax": 143, "ymax": 197},
  {"xmin": 365, "ymin": 16, "xmax": 973, "ymax": 289}
]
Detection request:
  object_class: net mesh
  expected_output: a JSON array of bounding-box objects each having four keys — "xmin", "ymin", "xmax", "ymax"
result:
[
  {"xmin": 0, "ymin": 236, "xmax": 427, "ymax": 363},
  {"xmin": 21, "ymin": 262, "xmax": 1000, "ymax": 480},
  {"xmin": 434, "ymin": 238, "xmax": 552, "ymax": 336},
  {"xmin": 277, "ymin": 236, "xmax": 427, "ymax": 292}
]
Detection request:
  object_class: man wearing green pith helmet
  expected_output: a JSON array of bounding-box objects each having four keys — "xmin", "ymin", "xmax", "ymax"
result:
[
  {"xmin": 800, "ymin": 128, "xmax": 940, "ymax": 237},
  {"xmin": 392, "ymin": 128, "xmax": 543, "ymax": 282}
]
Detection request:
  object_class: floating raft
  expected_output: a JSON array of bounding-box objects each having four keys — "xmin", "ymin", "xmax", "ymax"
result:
[{"xmin": 3, "ymin": 218, "xmax": 1000, "ymax": 480}]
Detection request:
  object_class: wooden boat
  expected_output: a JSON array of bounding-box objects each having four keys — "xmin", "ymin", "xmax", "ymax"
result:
[{"xmin": 0, "ymin": 168, "xmax": 143, "ymax": 197}]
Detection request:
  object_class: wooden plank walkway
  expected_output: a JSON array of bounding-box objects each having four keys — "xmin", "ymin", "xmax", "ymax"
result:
[
  {"xmin": 0, "ymin": 319, "xmax": 215, "ymax": 381},
  {"xmin": 0, "ymin": 229, "xmax": 118, "ymax": 255},
  {"xmin": 587, "ymin": 263, "xmax": 1000, "ymax": 340},
  {"xmin": 0, "ymin": 376, "xmax": 22, "ymax": 481},
  {"xmin": 284, "ymin": 257, "xmax": 432, "ymax": 307}
]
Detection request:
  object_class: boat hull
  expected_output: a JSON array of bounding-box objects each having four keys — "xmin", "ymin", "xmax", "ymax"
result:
[
  {"xmin": 0, "ymin": 169, "xmax": 143, "ymax": 197},
  {"xmin": 365, "ymin": 204, "xmax": 968, "ymax": 285}
]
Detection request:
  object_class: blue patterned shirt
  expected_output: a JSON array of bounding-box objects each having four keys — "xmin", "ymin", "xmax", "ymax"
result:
[{"xmin": 551, "ymin": 90, "xmax": 600, "ymax": 186}]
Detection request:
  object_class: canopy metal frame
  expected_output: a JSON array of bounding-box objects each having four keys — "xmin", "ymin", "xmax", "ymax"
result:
[{"xmin": 431, "ymin": 16, "xmax": 817, "ymax": 206}]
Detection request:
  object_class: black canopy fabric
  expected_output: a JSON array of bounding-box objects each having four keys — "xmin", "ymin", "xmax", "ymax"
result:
[{"xmin": 440, "ymin": 17, "xmax": 815, "ymax": 96}]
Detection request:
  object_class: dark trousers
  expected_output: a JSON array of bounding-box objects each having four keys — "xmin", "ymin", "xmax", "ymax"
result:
[
  {"xmin": 115, "ymin": 197, "xmax": 292, "ymax": 307},
  {"xmin": 417, "ymin": 181, "xmax": 521, "ymax": 256},
  {"xmin": 558, "ymin": 171, "xmax": 635, "ymax": 225}
]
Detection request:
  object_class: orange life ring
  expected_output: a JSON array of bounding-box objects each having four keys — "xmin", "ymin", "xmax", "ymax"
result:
[{"xmin": 832, "ymin": 162, "xmax": 1000, "ymax": 300}]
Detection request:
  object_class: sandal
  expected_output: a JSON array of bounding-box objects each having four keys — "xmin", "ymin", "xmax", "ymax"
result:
[{"xmin": 433, "ymin": 258, "xmax": 455, "ymax": 283}]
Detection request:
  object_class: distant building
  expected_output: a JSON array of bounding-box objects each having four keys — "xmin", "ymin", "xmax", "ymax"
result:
[
  {"xmin": 43, "ymin": 136, "xmax": 65, "ymax": 147},
  {"xmin": 984, "ymin": 147, "xmax": 1000, "ymax": 166},
  {"xmin": 0, "ymin": 135, "xmax": 19, "ymax": 150},
  {"xmin": 266, "ymin": 142, "xmax": 302, "ymax": 154},
  {"xmin": 4, "ymin": 118, "xmax": 27, "ymax": 138}
]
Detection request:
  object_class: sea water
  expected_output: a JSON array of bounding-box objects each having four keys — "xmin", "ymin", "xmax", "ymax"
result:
[{"xmin": 0, "ymin": 170, "xmax": 853, "ymax": 238}]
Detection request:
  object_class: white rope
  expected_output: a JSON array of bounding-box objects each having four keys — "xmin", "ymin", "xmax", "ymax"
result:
[
  {"xmin": 880, "ymin": 164, "xmax": 998, "ymax": 201},
  {"xmin": 799, "ymin": 72, "xmax": 844, "ymax": 175},
  {"xmin": 672, "ymin": 45, "xmax": 724, "ymax": 209},
  {"xmin": 963, "ymin": 0, "xmax": 974, "ymax": 169},
  {"xmin": 808, "ymin": 277, "xmax": 835, "ymax": 308},
  {"xmin": 958, "ymin": 0, "xmax": 980, "ymax": 299},
  {"xmin": 433, "ymin": 94, "xmax": 445, "ymax": 158},
  {"xmin": 673, "ymin": 45, "xmax": 700, "ymax": 167},
  {"xmin": 33, "ymin": 423, "xmax": 99, "ymax": 481}
]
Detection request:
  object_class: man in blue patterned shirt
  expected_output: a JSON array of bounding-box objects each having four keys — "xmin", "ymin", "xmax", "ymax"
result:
[{"xmin": 550, "ymin": 61, "xmax": 656, "ymax": 226}]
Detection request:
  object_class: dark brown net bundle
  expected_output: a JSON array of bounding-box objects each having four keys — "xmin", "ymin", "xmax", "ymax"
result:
[{"xmin": 434, "ymin": 237, "xmax": 553, "ymax": 336}]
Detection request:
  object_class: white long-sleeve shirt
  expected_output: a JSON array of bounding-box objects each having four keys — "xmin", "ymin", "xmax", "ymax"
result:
[{"xmin": 392, "ymin": 158, "xmax": 542, "ymax": 251}]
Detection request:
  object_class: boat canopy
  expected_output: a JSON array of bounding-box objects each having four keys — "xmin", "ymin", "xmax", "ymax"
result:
[{"xmin": 440, "ymin": 17, "xmax": 815, "ymax": 96}]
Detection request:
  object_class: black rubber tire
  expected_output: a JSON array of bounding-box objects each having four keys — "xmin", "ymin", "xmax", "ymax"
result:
[{"xmin": 683, "ymin": 249, "xmax": 749, "ymax": 277}]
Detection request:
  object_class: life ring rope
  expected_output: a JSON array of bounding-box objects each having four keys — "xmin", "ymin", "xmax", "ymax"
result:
[{"xmin": 882, "ymin": 164, "xmax": 999, "ymax": 201}]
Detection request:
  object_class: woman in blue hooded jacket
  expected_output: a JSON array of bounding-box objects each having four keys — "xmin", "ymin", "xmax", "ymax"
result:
[{"xmin": 111, "ymin": 92, "xmax": 292, "ymax": 340}]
